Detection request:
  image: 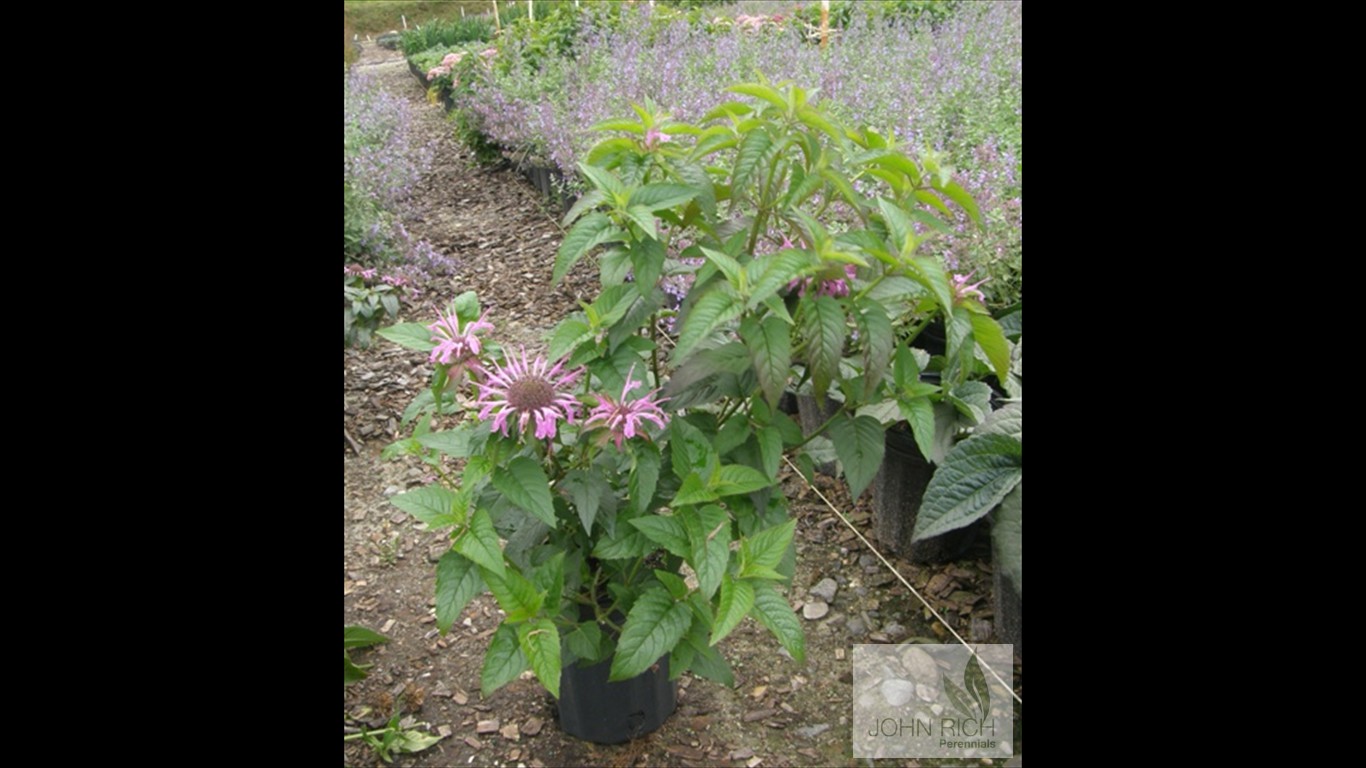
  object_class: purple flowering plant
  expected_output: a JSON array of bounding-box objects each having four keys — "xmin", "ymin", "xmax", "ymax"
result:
[{"xmin": 377, "ymin": 78, "xmax": 1012, "ymax": 703}]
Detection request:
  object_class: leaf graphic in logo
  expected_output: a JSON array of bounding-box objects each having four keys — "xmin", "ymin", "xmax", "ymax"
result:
[
  {"xmin": 964, "ymin": 653, "xmax": 990, "ymax": 720},
  {"xmin": 942, "ymin": 671, "xmax": 976, "ymax": 720}
]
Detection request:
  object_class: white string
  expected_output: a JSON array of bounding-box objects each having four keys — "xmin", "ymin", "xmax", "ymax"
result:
[{"xmin": 783, "ymin": 456, "xmax": 1022, "ymax": 705}]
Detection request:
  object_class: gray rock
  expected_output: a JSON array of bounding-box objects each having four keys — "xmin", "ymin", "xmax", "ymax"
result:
[
  {"xmin": 915, "ymin": 682, "xmax": 938, "ymax": 702},
  {"xmin": 796, "ymin": 723, "xmax": 831, "ymax": 739},
  {"xmin": 899, "ymin": 647, "xmax": 937, "ymax": 681},
  {"xmin": 858, "ymin": 554, "xmax": 877, "ymax": 568},
  {"xmin": 883, "ymin": 622, "xmax": 907, "ymax": 641},
  {"xmin": 803, "ymin": 601, "xmax": 830, "ymax": 620},
  {"xmin": 809, "ymin": 578, "xmax": 838, "ymax": 603},
  {"xmin": 880, "ymin": 679, "xmax": 915, "ymax": 707},
  {"xmin": 846, "ymin": 618, "xmax": 866, "ymax": 637}
]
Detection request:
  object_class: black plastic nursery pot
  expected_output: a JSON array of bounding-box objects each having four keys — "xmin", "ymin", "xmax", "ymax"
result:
[
  {"xmin": 557, "ymin": 655, "xmax": 676, "ymax": 744},
  {"xmin": 872, "ymin": 425, "xmax": 978, "ymax": 563},
  {"xmin": 796, "ymin": 394, "xmax": 838, "ymax": 476},
  {"xmin": 994, "ymin": 568, "xmax": 1021, "ymax": 658}
]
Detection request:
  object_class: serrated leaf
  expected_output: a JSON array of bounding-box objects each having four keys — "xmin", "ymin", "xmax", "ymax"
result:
[
  {"xmin": 674, "ymin": 471, "xmax": 718, "ymax": 506},
  {"xmin": 877, "ymin": 198, "xmax": 917, "ymax": 257},
  {"xmin": 969, "ymin": 312, "xmax": 1011, "ymax": 385},
  {"xmin": 827, "ymin": 413, "xmax": 886, "ymax": 499},
  {"xmin": 344, "ymin": 626, "xmax": 389, "ymax": 649},
  {"xmin": 741, "ymin": 518, "xmax": 795, "ymax": 579},
  {"xmin": 415, "ymin": 428, "xmax": 476, "ymax": 460},
  {"xmin": 935, "ymin": 179, "xmax": 982, "ymax": 227},
  {"xmin": 628, "ymin": 183, "xmax": 698, "ymax": 212},
  {"xmin": 802, "ymin": 296, "xmax": 845, "ymax": 402},
  {"xmin": 564, "ymin": 621, "xmax": 606, "ymax": 664},
  {"xmin": 578, "ymin": 162, "xmax": 626, "ymax": 198},
  {"xmin": 795, "ymin": 105, "xmax": 842, "ymax": 142},
  {"xmin": 700, "ymin": 246, "xmax": 743, "ymax": 285},
  {"xmin": 554, "ymin": 212, "xmax": 621, "ymax": 284},
  {"xmin": 609, "ymin": 587, "xmax": 693, "ymax": 681},
  {"xmin": 492, "ymin": 457, "xmax": 557, "ymax": 528},
  {"xmin": 562, "ymin": 189, "xmax": 607, "ymax": 228},
  {"xmin": 915, "ymin": 433, "xmax": 1022, "ymax": 540},
  {"xmin": 731, "ymin": 129, "xmax": 772, "ymax": 197},
  {"xmin": 729, "ymin": 82, "xmax": 788, "ymax": 111},
  {"xmin": 629, "ymin": 516, "xmax": 691, "ymax": 558},
  {"xmin": 684, "ymin": 630, "xmax": 734, "ymax": 686},
  {"xmin": 710, "ymin": 575, "xmax": 755, "ymax": 646},
  {"xmin": 481, "ymin": 624, "xmax": 529, "ymax": 697},
  {"xmin": 903, "ymin": 256, "xmax": 954, "ymax": 315},
  {"xmin": 391, "ymin": 486, "xmax": 458, "ymax": 528},
  {"xmin": 757, "ymin": 426, "xmax": 783, "ymax": 480},
  {"xmin": 747, "ymin": 250, "xmax": 808, "ymax": 310},
  {"xmin": 628, "ymin": 237, "xmax": 665, "ymax": 292},
  {"xmin": 623, "ymin": 204, "xmax": 658, "ymax": 240},
  {"xmin": 518, "ymin": 619, "xmax": 562, "ymax": 699},
  {"xmin": 481, "ymin": 566, "xmax": 543, "ymax": 623},
  {"xmin": 455, "ymin": 509, "xmax": 505, "ymax": 579},
  {"xmin": 630, "ymin": 444, "xmax": 661, "ymax": 514},
  {"xmin": 712, "ymin": 464, "xmax": 772, "ymax": 497},
  {"xmin": 435, "ymin": 550, "xmax": 484, "ymax": 633},
  {"xmin": 559, "ymin": 469, "xmax": 609, "ymax": 534},
  {"xmin": 741, "ymin": 315, "xmax": 790, "ymax": 409},
  {"xmin": 654, "ymin": 569, "xmax": 690, "ymax": 600},
  {"xmin": 674, "ymin": 286, "xmax": 742, "ymax": 362},
  {"xmin": 377, "ymin": 322, "xmax": 436, "ymax": 352},
  {"xmin": 750, "ymin": 583, "xmax": 805, "ymax": 663},
  {"xmin": 548, "ymin": 317, "xmax": 594, "ymax": 362},
  {"xmin": 593, "ymin": 527, "xmax": 652, "ymax": 559},
  {"xmin": 898, "ymin": 396, "xmax": 937, "ymax": 464},
  {"xmin": 854, "ymin": 298, "xmax": 894, "ymax": 397},
  {"xmin": 681, "ymin": 504, "xmax": 729, "ymax": 600},
  {"xmin": 949, "ymin": 381, "xmax": 993, "ymax": 425},
  {"xmin": 993, "ymin": 482, "xmax": 1021, "ymax": 596},
  {"xmin": 977, "ymin": 401, "xmax": 1022, "ymax": 441}
]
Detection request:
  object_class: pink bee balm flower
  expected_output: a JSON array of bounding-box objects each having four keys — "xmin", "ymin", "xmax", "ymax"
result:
[
  {"xmin": 586, "ymin": 366, "xmax": 670, "ymax": 450},
  {"xmin": 475, "ymin": 348, "xmax": 584, "ymax": 441},
  {"xmin": 427, "ymin": 309, "xmax": 493, "ymax": 373},
  {"xmin": 644, "ymin": 127, "xmax": 671, "ymax": 150},
  {"xmin": 480, "ymin": 48, "xmax": 498, "ymax": 58},
  {"xmin": 950, "ymin": 270, "xmax": 989, "ymax": 304},
  {"xmin": 441, "ymin": 52, "xmax": 465, "ymax": 67}
]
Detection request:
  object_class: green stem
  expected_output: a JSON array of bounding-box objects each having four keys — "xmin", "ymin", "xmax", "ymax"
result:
[{"xmin": 794, "ymin": 401, "xmax": 849, "ymax": 450}]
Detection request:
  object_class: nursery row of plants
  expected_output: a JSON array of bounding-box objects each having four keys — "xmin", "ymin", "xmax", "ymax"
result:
[{"xmin": 405, "ymin": 0, "xmax": 1020, "ymax": 308}]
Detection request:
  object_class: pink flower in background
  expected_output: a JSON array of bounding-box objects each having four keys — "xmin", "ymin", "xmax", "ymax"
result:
[
  {"xmin": 480, "ymin": 48, "xmax": 498, "ymax": 58},
  {"xmin": 427, "ymin": 309, "xmax": 493, "ymax": 373},
  {"xmin": 441, "ymin": 52, "xmax": 465, "ymax": 67},
  {"xmin": 586, "ymin": 366, "xmax": 670, "ymax": 449},
  {"xmin": 644, "ymin": 127, "xmax": 671, "ymax": 150},
  {"xmin": 475, "ymin": 348, "xmax": 584, "ymax": 440}
]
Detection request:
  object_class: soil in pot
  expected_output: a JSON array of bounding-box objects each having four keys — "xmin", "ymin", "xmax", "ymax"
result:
[
  {"xmin": 557, "ymin": 654, "xmax": 676, "ymax": 744},
  {"xmin": 873, "ymin": 425, "xmax": 978, "ymax": 563}
]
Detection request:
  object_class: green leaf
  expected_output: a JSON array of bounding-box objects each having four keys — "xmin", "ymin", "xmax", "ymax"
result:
[
  {"xmin": 710, "ymin": 575, "xmax": 755, "ymax": 646},
  {"xmin": 740, "ymin": 519, "xmax": 795, "ymax": 580},
  {"xmin": 729, "ymin": 82, "xmax": 788, "ymax": 111},
  {"xmin": 435, "ymin": 550, "xmax": 484, "ymax": 633},
  {"xmin": 854, "ymin": 298, "xmax": 894, "ymax": 398},
  {"xmin": 559, "ymin": 469, "xmax": 610, "ymax": 534},
  {"xmin": 750, "ymin": 583, "xmax": 805, "ymax": 663},
  {"xmin": 673, "ymin": 471, "xmax": 718, "ymax": 506},
  {"xmin": 794, "ymin": 105, "xmax": 842, "ymax": 142},
  {"xmin": 746, "ymin": 249, "xmax": 809, "ymax": 308},
  {"xmin": 518, "ymin": 619, "xmax": 562, "ymax": 699},
  {"xmin": 629, "ymin": 184, "xmax": 699, "ymax": 212},
  {"xmin": 630, "ymin": 444, "xmax": 661, "ymax": 514},
  {"xmin": 684, "ymin": 629, "xmax": 735, "ymax": 686},
  {"xmin": 554, "ymin": 212, "xmax": 622, "ymax": 284},
  {"xmin": 561, "ymin": 188, "xmax": 606, "ymax": 227},
  {"xmin": 977, "ymin": 401, "xmax": 1022, "ymax": 441},
  {"xmin": 943, "ymin": 671, "xmax": 976, "ymax": 719},
  {"xmin": 455, "ymin": 509, "xmax": 505, "ymax": 579},
  {"xmin": 827, "ymin": 413, "xmax": 886, "ymax": 499},
  {"xmin": 492, "ymin": 457, "xmax": 557, "ymax": 528},
  {"xmin": 548, "ymin": 317, "xmax": 594, "ymax": 362},
  {"xmin": 578, "ymin": 162, "xmax": 626, "ymax": 198},
  {"xmin": 992, "ymin": 482, "xmax": 1022, "ymax": 596},
  {"xmin": 629, "ymin": 516, "xmax": 691, "ymax": 559},
  {"xmin": 564, "ymin": 621, "xmax": 606, "ymax": 664},
  {"xmin": 731, "ymin": 129, "xmax": 772, "ymax": 196},
  {"xmin": 600, "ymin": 246, "xmax": 632, "ymax": 286},
  {"xmin": 628, "ymin": 238, "xmax": 666, "ymax": 293},
  {"xmin": 674, "ymin": 285, "xmax": 742, "ymax": 362},
  {"xmin": 415, "ymin": 428, "xmax": 477, "ymax": 460},
  {"xmin": 949, "ymin": 381, "xmax": 993, "ymax": 425},
  {"xmin": 935, "ymin": 179, "xmax": 982, "ymax": 227},
  {"xmin": 593, "ymin": 527, "xmax": 652, "ymax": 560},
  {"xmin": 712, "ymin": 464, "xmax": 772, "ymax": 497},
  {"xmin": 377, "ymin": 322, "xmax": 435, "ymax": 352},
  {"xmin": 654, "ymin": 569, "xmax": 690, "ymax": 600},
  {"xmin": 623, "ymin": 204, "xmax": 658, "ymax": 240},
  {"xmin": 869, "ymin": 152, "xmax": 923, "ymax": 186},
  {"xmin": 700, "ymin": 247, "xmax": 743, "ymax": 286},
  {"xmin": 393, "ymin": 729, "xmax": 443, "ymax": 754},
  {"xmin": 969, "ymin": 312, "xmax": 1011, "ymax": 385},
  {"xmin": 391, "ymin": 486, "xmax": 459, "ymax": 528},
  {"xmin": 481, "ymin": 566, "xmax": 543, "ymax": 623},
  {"xmin": 344, "ymin": 653, "xmax": 369, "ymax": 684},
  {"xmin": 344, "ymin": 626, "xmax": 389, "ymax": 649},
  {"xmin": 757, "ymin": 426, "xmax": 783, "ymax": 481},
  {"xmin": 915, "ymin": 433, "xmax": 1022, "ymax": 540},
  {"xmin": 877, "ymin": 198, "xmax": 917, "ymax": 257},
  {"xmin": 681, "ymin": 504, "xmax": 730, "ymax": 600},
  {"xmin": 741, "ymin": 315, "xmax": 791, "ymax": 409},
  {"xmin": 903, "ymin": 256, "xmax": 954, "ymax": 315},
  {"xmin": 481, "ymin": 624, "xmax": 529, "ymax": 697},
  {"xmin": 590, "ymin": 118, "xmax": 645, "ymax": 134},
  {"xmin": 609, "ymin": 587, "xmax": 693, "ymax": 681},
  {"xmin": 898, "ymin": 396, "xmax": 937, "ymax": 464},
  {"xmin": 802, "ymin": 296, "xmax": 845, "ymax": 402}
]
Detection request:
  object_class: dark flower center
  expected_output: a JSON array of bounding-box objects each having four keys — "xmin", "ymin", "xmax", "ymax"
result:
[{"xmin": 507, "ymin": 377, "xmax": 555, "ymax": 411}]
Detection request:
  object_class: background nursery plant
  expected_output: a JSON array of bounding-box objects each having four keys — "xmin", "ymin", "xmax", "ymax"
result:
[{"xmin": 379, "ymin": 76, "xmax": 1009, "ymax": 734}]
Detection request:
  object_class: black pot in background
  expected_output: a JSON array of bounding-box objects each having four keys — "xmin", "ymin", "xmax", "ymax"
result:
[
  {"xmin": 993, "ymin": 568, "xmax": 1021, "ymax": 659},
  {"xmin": 796, "ymin": 394, "xmax": 837, "ymax": 476},
  {"xmin": 872, "ymin": 425, "xmax": 977, "ymax": 563},
  {"xmin": 557, "ymin": 654, "xmax": 675, "ymax": 744}
]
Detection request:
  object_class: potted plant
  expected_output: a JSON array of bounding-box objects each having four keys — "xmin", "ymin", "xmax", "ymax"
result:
[{"xmin": 379, "ymin": 78, "xmax": 1003, "ymax": 742}]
